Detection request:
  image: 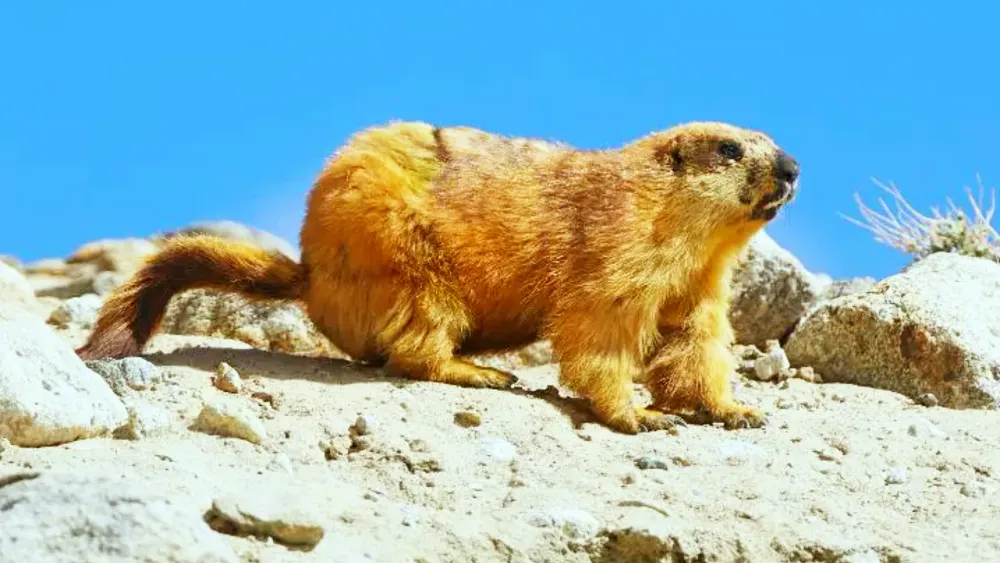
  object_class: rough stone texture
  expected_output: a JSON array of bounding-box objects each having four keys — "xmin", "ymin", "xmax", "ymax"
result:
[
  {"xmin": 786, "ymin": 252, "xmax": 1000, "ymax": 408},
  {"xmin": 160, "ymin": 220, "xmax": 299, "ymax": 260},
  {"xmin": 47, "ymin": 293, "xmax": 102, "ymax": 328},
  {"xmin": 115, "ymin": 397, "xmax": 175, "ymax": 440},
  {"xmin": 205, "ymin": 490, "xmax": 326, "ymax": 550},
  {"xmin": 85, "ymin": 357, "xmax": 164, "ymax": 396},
  {"xmin": 159, "ymin": 289, "xmax": 344, "ymax": 358},
  {"xmin": 0, "ymin": 260, "xmax": 37, "ymax": 309},
  {"xmin": 0, "ymin": 304, "xmax": 128, "ymax": 446},
  {"xmin": 0, "ymin": 472, "xmax": 237, "ymax": 562},
  {"xmin": 193, "ymin": 396, "xmax": 268, "ymax": 444},
  {"xmin": 0, "ymin": 255, "xmax": 20, "ymax": 269},
  {"xmin": 471, "ymin": 340, "xmax": 555, "ymax": 371},
  {"xmin": 729, "ymin": 231, "xmax": 830, "ymax": 347},
  {"xmin": 66, "ymin": 237, "xmax": 159, "ymax": 274}
]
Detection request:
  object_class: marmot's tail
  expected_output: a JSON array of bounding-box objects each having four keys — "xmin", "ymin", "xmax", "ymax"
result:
[{"xmin": 76, "ymin": 234, "xmax": 307, "ymax": 360}]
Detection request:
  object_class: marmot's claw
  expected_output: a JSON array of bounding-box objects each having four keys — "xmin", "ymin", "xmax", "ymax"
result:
[{"xmin": 635, "ymin": 408, "xmax": 684, "ymax": 435}]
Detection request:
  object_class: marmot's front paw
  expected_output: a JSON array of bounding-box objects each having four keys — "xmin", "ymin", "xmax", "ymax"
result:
[
  {"xmin": 635, "ymin": 407, "xmax": 685, "ymax": 435},
  {"xmin": 690, "ymin": 402, "xmax": 768, "ymax": 430}
]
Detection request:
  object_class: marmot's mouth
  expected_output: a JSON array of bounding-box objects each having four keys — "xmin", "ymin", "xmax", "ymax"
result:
[{"xmin": 751, "ymin": 180, "xmax": 797, "ymax": 221}]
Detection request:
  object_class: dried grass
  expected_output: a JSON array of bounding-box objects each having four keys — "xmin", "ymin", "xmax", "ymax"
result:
[{"xmin": 842, "ymin": 175, "xmax": 1000, "ymax": 263}]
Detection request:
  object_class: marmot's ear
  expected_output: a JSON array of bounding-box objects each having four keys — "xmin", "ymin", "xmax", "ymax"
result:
[{"xmin": 652, "ymin": 136, "xmax": 684, "ymax": 175}]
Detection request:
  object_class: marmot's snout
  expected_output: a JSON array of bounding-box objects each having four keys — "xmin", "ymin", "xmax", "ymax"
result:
[{"xmin": 750, "ymin": 149, "xmax": 800, "ymax": 221}]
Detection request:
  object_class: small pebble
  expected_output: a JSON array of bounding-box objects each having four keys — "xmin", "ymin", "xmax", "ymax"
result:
[
  {"xmin": 193, "ymin": 397, "xmax": 267, "ymax": 444},
  {"xmin": 885, "ymin": 467, "xmax": 908, "ymax": 485},
  {"xmin": 453, "ymin": 410, "xmax": 482, "ymax": 428},
  {"xmin": 754, "ymin": 345, "xmax": 791, "ymax": 382},
  {"xmin": 916, "ymin": 393, "xmax": 939, "ymax": 407},
  {"xmin": 268, "ymin": 453, "xmax": 294, "ymax": 475},
  {"xmin": 213, "ymin": 362, "xmax": 243, "ymax": 394},
  {"xmin": 635, "ymin": 456, "xmax": 670, "ymax": 471},
  {"xmin": 960, "ymin": 483, "xmax": 986, "ymax": 498},
  {"xmin": 527, "ymin": 507, "xmax": 600, "ymax": 539},
  {"xmin": 796, "ymin": 366, "xmax": 823, "ymax": 383},
  {"xmin": 908, "ymin": 418, "xmax": 946, "ymax": 438},
  {"xmin": 478, "ymin": 436, "xmax": 517, "ymax": 462},
  {"xmin": 351, "ymin": 414, "xmax": 378, "ymax": 436}
]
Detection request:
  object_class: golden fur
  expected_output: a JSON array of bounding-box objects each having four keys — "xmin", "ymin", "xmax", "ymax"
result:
[{"xmin": 78, "ymin": 120, "xmax": 800, "ymax": 434}]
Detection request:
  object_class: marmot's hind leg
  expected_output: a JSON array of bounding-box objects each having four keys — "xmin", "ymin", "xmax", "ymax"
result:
[{"xmin": 376, "ymin": 285, "xmax": 517, "ymax": 390}]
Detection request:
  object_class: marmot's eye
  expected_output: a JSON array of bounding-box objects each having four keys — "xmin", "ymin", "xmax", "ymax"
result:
[{"xmin": 718, "ymin": 141, "xmax": 743, "ymax": 160}]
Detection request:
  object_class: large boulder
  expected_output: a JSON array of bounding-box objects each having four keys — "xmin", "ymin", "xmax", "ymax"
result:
[
  {"xmin": 0, "ymin": 303, "xmax": 128, "ymax": 446},
  {"xmin": 785, "ymin": 252, "xmax": 1000, "ymax": 408},
  {"xmin": 0, "ymin": 472, "xmax": 237, "ymax": 562},
  {"xmin": 729, "ymin": 231, "xmax": 830, "ymax": 347},
  {"xmin": 0, "ymin": 261, "xmax": 38, "ymax": 310}
]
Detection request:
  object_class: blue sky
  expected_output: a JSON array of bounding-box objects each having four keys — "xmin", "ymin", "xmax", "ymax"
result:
[{"xmin": 2, "ymin": 1, "xmax": 997, "ymax": 281}]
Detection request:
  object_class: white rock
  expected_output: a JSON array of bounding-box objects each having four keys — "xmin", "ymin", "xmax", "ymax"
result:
[
  {"xmin": 729, "ymin": 231, "xmax": 829, "ymax": 347},
  {"xmin": 213, "ymin": 362, "xmax": 242, "ymax": 393},
  {"xmin": 754, "ymin": 345, "xmax": 791, "ymax": 382},
  {"xmin": 193, "ymin": 396, "xmax": 267, "ymax": 444},
  {"xmin": 0, "ymin": 304, "xmax": 128, "ymax": 446},
  {"xmin": 477, "ymin": 436, "xmax": 517, "ymax": 462},
  {"xmin": 116, "ymin": 397, "xmax": 174, "ymax": 440},
  {"xmin": 0, "ymin": 261, "xmax": 38, "ymax": 309},
  {"xmin": 786, "ymin": 253, "xmax": 1000, "ymax": 408},
  {"xmin": 85, "ymin": 357, "xmax": 163, "ymax": 396},
  {"xmin": 527, "ymin": 507, "xmax": 600, "ymax": 538},
  {"xmin": 47, "ymin": 293, "xmax": 102, "ymax": 328},
  {"xmin": 0, "ymin": 471, "xmax": 237, "ymax": 562}
]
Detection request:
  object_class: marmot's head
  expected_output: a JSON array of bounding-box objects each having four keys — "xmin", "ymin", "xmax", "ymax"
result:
[{"xmin": 630, "ymin": 122, "xmax": 799, "ymax": 225}]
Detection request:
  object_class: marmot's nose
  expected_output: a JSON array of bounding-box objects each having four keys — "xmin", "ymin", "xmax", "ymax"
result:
[{"xmin": 775, "ymin": 151, "xmax": 799, "ymax": 184}]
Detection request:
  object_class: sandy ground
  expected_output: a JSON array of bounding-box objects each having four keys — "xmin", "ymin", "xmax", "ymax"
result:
[{"xmin": 3, "ymin": 319, "xmax": 998, "ymax": 563}]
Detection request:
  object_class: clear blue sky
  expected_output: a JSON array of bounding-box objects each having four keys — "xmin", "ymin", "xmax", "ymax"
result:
[{"xmin": 2, "ymin": 1, "xmax": 997, "ymax": 281}]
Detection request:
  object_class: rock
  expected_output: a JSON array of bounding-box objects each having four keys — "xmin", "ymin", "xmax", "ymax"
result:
[
  {"xmin": 115, "ymin": 397, "xmax": 174, "ymax": 440},
  {"xmin": 454, "ymin": 410, "xmax": 482, "ymax": 428},
  {"xmin": 0, "ymin": 471, "xmax": 237, "ymax": 562},
  {"xmin": 0, "ymin": 261, "xmax": 37, "ymax": 309},
  {"xmin": 917, "ymin": 393, "xmax": 940, "ymax": 407},
  {"xmin": 192, "ymin": 396, "xmax": 267, "ymax": 444},
  {"xmin": 785, "ymin": 253, "xmax": 1000, "ymax": 409},
  {"xmin": 159, "ymin": 288, "xmax": 343, "ymax": 357},
  {"xmin": 66, "ymin": 237, "xmax": 159, "ymax": 274},
  {"xmin": 477, "ymin": 436, "xmax": 517, "ymax": 462},
  {"xmin": 0, "ymin": 304, "xmax": 128, "ymax": 446},
  {"xmin": 527, "ymin": 507, "xmax": 600, "ymax": 539},
  {"xmin": 472, "ymin": 340, "xmax": 555, "ymax": 371},
  {"xmin": 350, "ymin": 414, "xmax": 378, "ymax": 436},
  {"xmin": 885, "ymin": 467, "xmax": 908, "ymax": 485},
  {"xmin": 819, "ymin": 276, "xmax": 878, "ymax": 302},
  {"xmin": 85, "ymin": 357, "xmax": 163, "ymax": 396},
  {"xmin": 160, "ymin": 220, "xmax": 299, "ymax": 260},
  {"xmin": 729, "ymin": 231, "xmax": 829, "ymax": 347},
  {"xmin": 795, "ymin": 365, "xmax": 823, "ymax": 383},
  {"xmin": 753, "ymin": 341, "xmax": 792, "ymax": 382},
  {"xmin": 907, "ymin": 418, "xmax": 946, "ymax": 439},
  {"xmin": 47, "ymin": 293, "xmax": 102, "ymax": 328},
  {"xmin": 635, "ymin": 456, "xmax": 670, "ymax": 471},
  {"xmin": 213, "ymin": 362, "xmax": 242, "ymax": 393},
  {"xmin": 204, "ymin": 491, "xmax": 325, "ymax": 550},
  {"xmin": 0, "ymin": 255, "xmax": 20, "ymax": 269}
]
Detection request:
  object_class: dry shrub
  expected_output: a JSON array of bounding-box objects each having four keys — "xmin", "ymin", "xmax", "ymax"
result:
[{"xmin": 842, "ymin": 175, "xmax": 999, "ymax": 263}]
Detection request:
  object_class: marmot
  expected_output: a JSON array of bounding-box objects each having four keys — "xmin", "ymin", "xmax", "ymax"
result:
[{"xmin": 77, "ymin": 120, "xmax": 800, "ymax": 434}]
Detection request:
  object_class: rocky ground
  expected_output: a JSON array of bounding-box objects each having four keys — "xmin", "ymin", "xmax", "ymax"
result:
[{"xmin": 1, "ymin": 223, "xmax": 999, "ymax": 562}]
